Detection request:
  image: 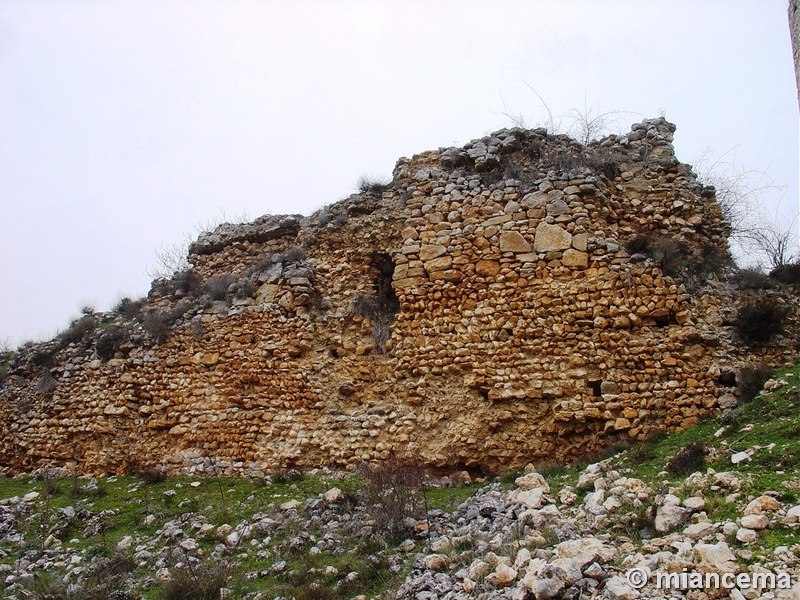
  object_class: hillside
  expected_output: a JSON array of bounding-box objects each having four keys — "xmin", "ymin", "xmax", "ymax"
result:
[{"xmin": 0, "ymin": 361, "xmax": 798, "ymax": 599}]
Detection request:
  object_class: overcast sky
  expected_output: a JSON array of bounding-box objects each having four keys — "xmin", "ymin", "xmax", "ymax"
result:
[{"xmin": 1, "ymin": 1, "xmax": 797, "ymax": 347}]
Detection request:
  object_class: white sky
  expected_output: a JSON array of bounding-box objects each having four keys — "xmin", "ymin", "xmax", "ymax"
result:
[{"xmin": 1, "ymin": 1, "xmax": 798, "ymax": 347}]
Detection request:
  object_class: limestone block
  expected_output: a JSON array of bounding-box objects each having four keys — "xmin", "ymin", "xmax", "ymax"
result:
[
  {"xmin": 424, "ymin": 256, "xmax": 453, "ymax": 272},
  {"xmin": 534, "ymin": 222, "xmax": 572, "ymax": 252},
  {"xmin": 520, "ymin": 191, "xmax": 548, "ymax": 209},
  {"xmin": 499, "ymin": 231, "xmax": 532, "ymax": 253},
  {"xmin": 256, "ymin": 283, "xmax": 280, "ymax": 304},
  {"xmin": 476, "ymin": 260, "xmax": 501, "ymax": 277},
  {"xmin": 419, "ymin": 244, "xmax": 447, "ymax": 261},
  {"xmin": 571, "ymin": 233, "xmax": 588, "ymax": 251},
  {"xmin": 562, "ymin": 249, "xmax": 588, "ymax": 268}
]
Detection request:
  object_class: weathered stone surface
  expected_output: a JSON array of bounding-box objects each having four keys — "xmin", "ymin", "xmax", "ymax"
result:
[
  {"xmin": 499, "ymin": 231, "xmax": 532, "ymax": 253},
  {"xmin": 420, "ymin": 244, "xmax": 447, "ymax": 261},
  {"xmin": 2, "ymin": 117, "xmax": 794, "ymax": 479},
  {"xmin": 744, "ymin": 495, "xmax": 781, "ymax": 514},
  {"xmin": 561, "ymin": 249, "xmax": 588, "ymax": 268},
  {"xmin": 740, "ymin": 514, "xmax": 769, "ymax": 530},
  {"xmin": 475, "ymin": 259, "xmax": 501, "ymax": 277},
  {"xmin": 533, "ymin": 222, "xmax": 572, "ymax": 252}
]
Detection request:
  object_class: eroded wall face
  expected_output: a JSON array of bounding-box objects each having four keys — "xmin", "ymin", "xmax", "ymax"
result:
[{"xmin": 1, "ymin": 119, "xmax": 797, "ymax": 475}]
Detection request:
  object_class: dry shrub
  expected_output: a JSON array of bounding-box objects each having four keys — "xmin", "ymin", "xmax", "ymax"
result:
[
  {"xmin": 358, "ymin": 455, "xmax": 426, "ymax": 541},
  {"xmin": 158, "ymin": 561, "xmax": 233, "ymax": 600},
  {"xmin": 283, "ymin": 246, "xmax": 307, "ymax": 265},
  {"xmin": 667, "ymin": 443, "xmax": 706, "ymax": 476},
  {"xmin": 737, "ymin": 268, "xmax": 773, "ymax": 290},
  {"xmin": 59, "ymin": 315, "xmax": 96, "ymax": 347},
  {"xmin": 95, "ymin": 326, "xmax": 130, "ymax": 361},
  {"xmin": 204, "ymin": 273, "xmax": 236, "ymax": 301},
  {"xmin": 357, "ymin": 175, "xmax": 391, "ymax": 195},
  {"xmin": 351, "ymin": 294, "xmax": 398, "ymax": 353},
  {"xmin": 142, "ymin": 311, "xmax": 172, "ymax": 343},
  {"xmin": 738, "ymin": 363, "xmax": 774, "ymax": 404},
  {"xmin": 625, "ymin": 234, "xmax": 689, "ymax": 277},
  {"xmin": 770, "ymin": 262, "xmax": 800, "ymax": 285},
  {"xmin": 735, "ymin": 299, "xmax": 788, "ymax": 345},
  {"xmin": 114, "ymin": 297, "xmax": 146, "ymax": 320}
]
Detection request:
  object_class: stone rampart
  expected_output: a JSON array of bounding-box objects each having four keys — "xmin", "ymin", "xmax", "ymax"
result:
[{"xmin": 1, "ymin": 118, "xmax": 797, "ymax": 476}]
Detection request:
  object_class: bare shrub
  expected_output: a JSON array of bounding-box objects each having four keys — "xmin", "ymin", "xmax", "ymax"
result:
[
  {"xmin": 667, "ymin": 443, "xmax": 706, "ymax": 476},
  {"xmin": 357, "ymin": 455, "xmax": 426, "ymax": 541},
  {"xmin": 735, "ymin": 299, "xmax": 788, "ymax": 345},
  {"xmin": 204, "ymin": 274, "xmax": 236, "ymax": 301},
  {"xmin": 142, "ymin": 311, "xmax": 172, "ymax": 344},
  {"xmin": 58, "ymin": 314, "xmax": 97, "ymax": 347},
  {"xmin": 95, "ymin": 326, "xmax": 130, "ymax": 361},
  {"xmin": 158, "ymin": 560, "xmax": 234, "ymax": 600},
  {"xmin": 357, "ymin": 175, "xmax": 391, "ymax": 195},
  {"xmin": 738, "ymin": 363, "xmax": 774, "ymax": 403}
]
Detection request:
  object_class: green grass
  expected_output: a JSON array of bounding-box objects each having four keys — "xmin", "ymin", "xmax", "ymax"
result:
[
  {"xmin": 0, "ymin": 470, "xmax": 432, "ymax": 599},
  {"xmin": 3, "ymin": 363, "xmax": 800, "ymax": 597}
]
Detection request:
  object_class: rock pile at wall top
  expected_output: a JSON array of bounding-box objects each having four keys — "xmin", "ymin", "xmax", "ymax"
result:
[{"xmin": 1, "ymin": 118, "xmax": 798, "ymax": 476}]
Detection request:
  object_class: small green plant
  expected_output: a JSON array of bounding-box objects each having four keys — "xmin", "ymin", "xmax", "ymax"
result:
[{"xmin": 735, "ymin": 299, "xmax": 788, "ymax": 345}]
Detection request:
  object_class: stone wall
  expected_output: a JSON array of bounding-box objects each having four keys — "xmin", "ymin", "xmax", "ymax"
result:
[{"xmin": 1, "ymin": 118, "xmax": 798, "ymax": 476}]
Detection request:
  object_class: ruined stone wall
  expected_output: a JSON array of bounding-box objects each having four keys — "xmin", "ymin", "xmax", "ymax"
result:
[{"xmin": 1, "ymin": 118, "xmax": 798, "ymax": 476}]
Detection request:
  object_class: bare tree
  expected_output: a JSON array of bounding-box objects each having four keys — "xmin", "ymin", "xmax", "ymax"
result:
[
  {"xmin": 500, "ymin": 83, "xmax": 632, "ymax": 145},
  {"xmin": 693, "ymin": 148, "xmax": 793, "ymax": 268},
  {"xmin": 144, "ymin": 208, "xmax": 250, "ymax": 280},
  {"xmin": 739, "ymin": 214, "xmax": 798, "ymax": 269}
]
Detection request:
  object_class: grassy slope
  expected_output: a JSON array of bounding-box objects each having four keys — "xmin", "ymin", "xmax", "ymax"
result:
[{"xmin": 1, "ymin": 363, "xmax": 799, "ymax": 597}]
